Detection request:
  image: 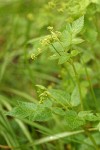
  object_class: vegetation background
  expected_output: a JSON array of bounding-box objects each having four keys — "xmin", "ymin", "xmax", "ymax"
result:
[{"xmin": 0, "ymin": 0, "xmax": 100, "ymax": 150}]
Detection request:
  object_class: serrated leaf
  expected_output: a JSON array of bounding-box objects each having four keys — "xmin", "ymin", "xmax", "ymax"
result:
[
  {"xmin": 72, "ymin": 16, "xmax": 84, "ymax": 35},
  {"xmin": 7, "ymin": 107, "xmax": 31, "ymax": 119},
  {"xmin": 71, "ymin": 86, "xmax": 80, "ymax": 106},
  {"xmin": 66, "ymin": 23, "xmax": 72, "ymax": 32},
  {"xmin": 61, "ymin": 30, "xmax": 72, "ymax": 47},
  {"xmin": 7, "ymin": 101, "xmax": 38, "ymax": 119},
  {"xmin": 7, "ymin": 101, "xmax": 52, "ymax": 122},
  {"xmin": 29, "ymin": 107, "xmax": 52, "ymax": 121},
  {"xmin": 18, "ymin": 101, "xmax": 37, "ymax": 110},
  {"xmin": 65, "ymin": 110, "xmax": 85, "ymax": 129}
]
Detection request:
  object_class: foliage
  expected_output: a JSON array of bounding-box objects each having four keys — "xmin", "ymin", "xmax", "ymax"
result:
[{"xmin": 0, "ymin": 0, "xmax": 100, "ymax": 150}]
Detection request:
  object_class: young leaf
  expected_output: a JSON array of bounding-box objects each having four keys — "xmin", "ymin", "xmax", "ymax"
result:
[
  {"xmin": 71, "ymin": 50, "xmax": 81, "ymax": 57},
  {"xmin": 41, "ymin": 99, "xmax": 52, "ymax": 108},
  {"xmin": 7, "ymin": 107, "xmax": 31, "ymax": 119},
  {"xmin": 50, "ymin": 42, "xmax": 64, "ymax": 53},
  {"xmin": 72, "ymin": 16, "xmax": 84, "ymax": 35},
  {"xmin": 65, "ymin": 110, "xmax": 85, "ymax": 129},
  {"xmin": 7, "ymin": 101, "xmax": 37, "ymax": 119},
  {"xmin": 18, "ymin": 101, "xmax": 37, "ymax": 110},
  {"xmin": 29, "ymin": 107, "xmax": 52, "ymax": 121},
  {"xmin": 78, "ymin": 111, "xmax": 99, "ymax": 121},
  {"xmin": 85, "ymin": 113, "xmax": 98, "ymax": 121},
  {"xmin": 72, "ymin": 38, "xmax": 84, "ymax": 44},
  {"xmin": 61, "ymin": 30, "xmax": 72, "ymax": 47},
  {"xmin": 78, "ymin": 111, "xmax": 92, "ymax": 118},
  {"xmin": 52, "ymin": 107, "xmax": 65, "ymax": 116},
  {"xmin": 49, "ymin": 89, "xmax": 71, "ymax": 106},
  {"xmin": 71, "ymin": 86, "xmax": 80, "ymax": 107}
]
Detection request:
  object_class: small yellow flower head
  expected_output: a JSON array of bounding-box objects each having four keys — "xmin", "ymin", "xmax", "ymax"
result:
[
  {"xmin": 40, "ymin": 35, "xmax": 52, "ymax": 46},
  {"xmin": 65, "ymin": 17, "xmax": 73, "ymax": 23},
  {"xmin": 27, "ymin": 13, "xmax": 34, "ymax": 21},
  {"xmin": 37, "ymin": 48, "xmax": 42, "ymax": 53},
  {"xmin": 39, "ymin": 99, "xmax": 44, "ymax": 104},
  {"xmin": 31, "ymin": 53, "xmax": 36, "ymax": 60},
  {"xmin": 51, "ymin": 31, "xmax": 59, "ymax": 40},
  {"xmin": 57, "ymin": 8, "xmax": 64, "ymax": 13},
  {"xmin": 55, "ymin": 31, "xmax": 61, "ymax": 37},
  {"xmin": 48, "ymin": 1, "xmax": 56, "ymax": 8},
  {"xmin": 47, "ymin": 26, "xmax": 53, "ymax": 31}
]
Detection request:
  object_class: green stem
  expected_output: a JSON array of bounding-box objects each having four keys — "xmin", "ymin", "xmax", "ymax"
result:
[
  {"xmin": 51, "ymin": 43, "xmax": 61, "ymax": 56},
  {"xmin": 82, "ymin": 59, "xmax": 97, "ymax": 110},
  {"xmin": 70, "ymin": 60, "xmax": 84, "ymax": 110}
]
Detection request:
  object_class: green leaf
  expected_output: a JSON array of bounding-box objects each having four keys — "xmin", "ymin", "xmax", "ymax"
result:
[
  {"xmin": 49, "ymin": 42, "xmax": 64, "ymax": 53},
  {"xmin": 58, "ymin": 54, "xmax": 70, "ymax": 64},
  {"xmin": 85, "ymin": 113, "xmax": 98, "ymax": 121},
  {"xmin": 61, "ymin": 30, "xmax": 72, "ymax": 47},
  {"xmin": 7, "ymin": 100, "xmax": 52, "ymax": 122},
  {"xmin": 52, "ymin": 107, "xmax": 65, "ymax": 116},
  {"xmin": 81, "ymin": 51, "xmax": 94, "ymax": 63},
  {"xmin": 29, "ymin": 107, "xmax": 52, "ymax": 121},
  {"xmin": 7, "ymin": 107, "xmax": 31, "ymax": 119},
  {"xmin": 72, "ymin": 16, "xmax": 84, "ymax": 35},
  {"xmin": 71, "ymin": 50, "xmax": 81, "ymax": 57},
  {"xmin": 97, "ymin": 122, "xmax": 100, "ymax": 131},
  {"xmin": 72, "ymin": 38, "xmax": 84, "ymax": 44},
  {"xmin": 66, "ymin": 23, "xmax": 72, "ymax": 32},
  {"xmin": 49, "ymin": 89, "xmax": 71, "ymax": 106},
  {"xmin": 65, "ymin": 110, "xmax": 85, "ymax": 129},
  {"xmin": 71, "ymin": 86, "xmax": 80, "ymax": 106},
  {"xmin": 41, "ymin": 99, "xmax": 52, "ymax": 107},
  {"xmin": 78, "ymin": 111, "xmax": 92, "ymax": 118},
  {"xmin": 78, "ymin": 111, "xmax": 99, "ymax": 121},
  {"xmin": 18, "ymin": 101, "xmax": 37, "ymax": 110},
  {"xmin": 7, "ymin": 101, "xmax": 37, "ymax": 119}
]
